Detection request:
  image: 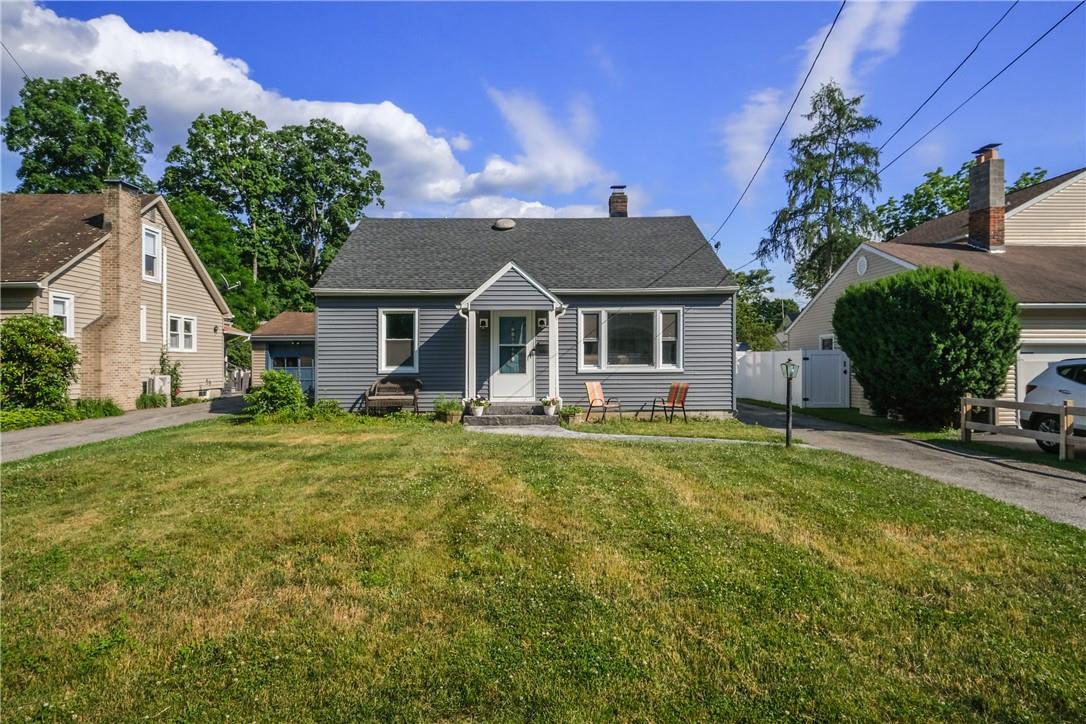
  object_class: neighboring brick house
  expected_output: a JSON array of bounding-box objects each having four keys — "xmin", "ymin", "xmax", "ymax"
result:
[
  {"xmin": 782, "ymin": 146, "xmax": 1086, "ymax": 422},
  {"xmin": 0, "ymin": 182, "xmax": 234, "ymax": 408}
]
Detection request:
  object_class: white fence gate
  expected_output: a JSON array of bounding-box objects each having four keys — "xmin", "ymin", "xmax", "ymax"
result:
[
  {"xmin": 735, "ymin": 350, "xmax": 806, "ymax": 406},
  {"xmin": 801, "ymin": 350, "xmax": 850, "ymax": 408}
]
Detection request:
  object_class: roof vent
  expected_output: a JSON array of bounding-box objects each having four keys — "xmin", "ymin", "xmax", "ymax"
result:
[{"xmin": 493, "ymin": 218, "xmax": 516, "ymax": 231}]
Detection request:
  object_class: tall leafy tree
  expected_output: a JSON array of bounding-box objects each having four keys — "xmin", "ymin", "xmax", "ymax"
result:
[
  {"xmin": 2, "ymin": 71, "xmax": 152, "ymax": 192},
  {"xmin": 735, "ymin": 269, "xmax": 799, "ymax": 351},
  {"xmin": 160, "ymin": 110, "xmax": 283, "ymax": 284},
  {"xmin": 274, "ymin": 118, "xmax": 384, "ymax": 287},
  {"xmin": 877, "ymin": 162, "xmax": 1048, "ymax": 239},
  {"xmin": 757, "ymin": 82, "xmax": 881, "ymax": 297}
]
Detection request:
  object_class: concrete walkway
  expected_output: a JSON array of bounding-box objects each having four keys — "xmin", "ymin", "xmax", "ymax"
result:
[
  {"xmin": 736, "ymin": 403, "xmax": 1086, "ymax": 530},
  {"xmin": 2, "ymin": 396, "xmax": 245, "ymax": 463}
]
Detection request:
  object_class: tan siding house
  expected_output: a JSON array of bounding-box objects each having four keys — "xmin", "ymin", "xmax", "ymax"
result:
[
  {"xmin": 782, "ymin": 156, "xmax": 1085, "ymax": 423},
  {"xmin": 1, "ymin": 184, "xmax": 233, "ymax": 408}
]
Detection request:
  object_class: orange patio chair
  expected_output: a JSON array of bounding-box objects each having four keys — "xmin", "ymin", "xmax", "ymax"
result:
[
  {"xmin": 651, "ymin": 382, "xmax": 689, "ymax": 422},
  {"xmin": 584, "ymin": 381, "xmax": 622, "ymax": 421}
]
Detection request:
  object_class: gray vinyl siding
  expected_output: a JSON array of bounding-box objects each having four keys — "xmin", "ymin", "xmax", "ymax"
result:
[
  {"xmin": 558, "ymin": 294, "xmax": 734, "ymax": 412},
  {"xmin": 316, "ymin": 296, "xmax": 465, "ymax": 411},
  {"xmin": 470, "ymin": 268, "xmax": 554, "ymax": 310},
  {"xmin": 476, "ymin": 312, "xmax": 490, "ymax": 397}
]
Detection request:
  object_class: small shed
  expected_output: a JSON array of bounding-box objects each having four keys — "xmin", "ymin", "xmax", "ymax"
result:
[{"xmin": 251, "ymin": 311, "xmax": 315, "ymax": 395}]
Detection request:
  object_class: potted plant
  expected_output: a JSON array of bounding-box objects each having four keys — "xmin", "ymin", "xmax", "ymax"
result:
[
  {"xmin": 540, "ymin": 396, "xmax": 561, "ymax": 416},
  {"xmin": 559, "ymin": 405, "xmax": 582, "ymax": 424},
  {"xmin": 434, "ymin": 396, "xmax": 464, "ymax": 423},
  {"xmin": 467, "ymin": 396, "xmax": 490, "ymax": 417}
]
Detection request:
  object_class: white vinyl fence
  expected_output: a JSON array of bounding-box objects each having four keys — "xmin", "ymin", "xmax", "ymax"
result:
[{"xmin": 736, "ymin": 350, "xmax": 805, "ymax": 407}]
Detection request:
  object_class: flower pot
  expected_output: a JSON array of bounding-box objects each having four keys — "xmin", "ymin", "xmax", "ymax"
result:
[
  {"xmin": 471, "ymin": 406, "xmax": 486, "ymax": 417},
  {"xmin": 437, "ymin": 411, "xmax": 463, "ymax": 424},
  {"xmin": 544, "ymin": 404, "xmax": 557, "ymax": 416}
]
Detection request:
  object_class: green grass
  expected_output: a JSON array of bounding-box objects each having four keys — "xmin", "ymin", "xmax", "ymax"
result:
[
  {"xmin": 566, "ymin": 414, "xmax": 788, "ymax": 442},
  {"xmin": 3, "ymin": 417, "xmax": 1085, "ymax": 720},
  {"xmin": 739, "ymin": 398, "xmax": 1086, "ymax": 474}
]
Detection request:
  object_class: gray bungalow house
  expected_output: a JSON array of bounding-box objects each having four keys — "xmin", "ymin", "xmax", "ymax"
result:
[{"xmin": 312, "ymin": 188, "xmax": 737, "ymax": 414}]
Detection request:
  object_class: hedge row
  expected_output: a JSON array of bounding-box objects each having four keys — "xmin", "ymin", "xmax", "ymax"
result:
[{"xmin": 0, "ymin": 398, "xmax": 124, "ymax": 431}]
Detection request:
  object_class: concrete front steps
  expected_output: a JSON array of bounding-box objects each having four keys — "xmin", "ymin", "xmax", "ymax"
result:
[{"xmin": 462, "ymin": 403, "xmax": 559, "ymax": 427}]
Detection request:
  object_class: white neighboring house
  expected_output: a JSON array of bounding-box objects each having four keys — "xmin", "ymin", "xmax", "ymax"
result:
[{"xmin": 779, "ymin": 146, "xmax": 1086, "ymax": 423}]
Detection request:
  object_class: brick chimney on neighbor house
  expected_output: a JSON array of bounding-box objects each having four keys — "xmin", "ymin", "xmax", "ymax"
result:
[
  {"xmin": 968, "ymin": 143, "xmax": 1005, "ymax": 252},
  {"xmin": 608, "ymin": 185, "xmax": 628, "ymax": 217}
]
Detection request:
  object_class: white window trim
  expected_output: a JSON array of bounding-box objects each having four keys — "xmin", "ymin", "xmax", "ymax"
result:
[
  {"xmin": 378, "ymin": 308, "xmax": 419, "ymax": 374},
  {"xmin": 577, "ymin": 307, "xmax": 684, "ymax": 373},
  {"xmin": 139, "ymin": 305, "xmax": 147, "ymax": 343},
  {"xmin": 142, "ymin": 224, "xmax": 162, "ymax": 283},
  {"xmin": 168, "ymin": 314, "xmax": 197, "ymax": 353},
  {"xmin": 48, "ymin": 290, "xmax": 75, "ymax": 338},
  {"xmin": 818, "ymin": 334, "xmax": 836, "ymax": 350}
]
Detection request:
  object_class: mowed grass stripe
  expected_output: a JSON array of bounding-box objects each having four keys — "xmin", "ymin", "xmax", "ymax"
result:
[{"xmin": 2, "ymin": 417, "xmax": 1084, "ymax": 721}]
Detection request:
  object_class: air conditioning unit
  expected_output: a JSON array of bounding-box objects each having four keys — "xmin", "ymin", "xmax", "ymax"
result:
[{"xmin": 145, "ymin": 375, "xmax": 172, "ymax": 404}]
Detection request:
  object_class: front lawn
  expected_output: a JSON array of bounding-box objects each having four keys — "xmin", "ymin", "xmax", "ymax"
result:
[
  {"xmin": 566, "ymin": 414, "xmax": 787, "ymax": 442},
  {"xmin": 3, "ymin": 417, "xmax": 1085, "ymax": 720}
]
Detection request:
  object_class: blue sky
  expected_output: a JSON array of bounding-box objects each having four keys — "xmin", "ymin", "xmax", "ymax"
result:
[{"xmin": 2, "ymin": 1, "xmax": 1084, "ymax": 299}]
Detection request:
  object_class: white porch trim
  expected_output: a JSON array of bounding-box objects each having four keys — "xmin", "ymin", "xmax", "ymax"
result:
[
  {"xmin": 548, "ymin": 308, "xmax": 559, "ymax": 398},
  {"xmin": 458, "ymin": 261, "xmax": 563, "ymax": 311}
]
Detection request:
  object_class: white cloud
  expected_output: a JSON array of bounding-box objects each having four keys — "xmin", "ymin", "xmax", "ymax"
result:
[
  {"xmin": 589, "ymin": 44, "xmax": 621, "ymax": 84},
  {"xmin": 451, "ymin": 195, "xmax": 606, "ymax": 219},
  {"xmin": 449, "ymin": 133, "xmax": 472, "ymax": 151},
  {"xmin": 0, "ymin": 1, "xmax": 612, "ymax": 216},
  {"xmin": 720, "ymin": 1, "xmax": 915, "ymax": 190},
  {"xmin": 463, "ymin": 88, "xmax": 607, "ymax": 196}
]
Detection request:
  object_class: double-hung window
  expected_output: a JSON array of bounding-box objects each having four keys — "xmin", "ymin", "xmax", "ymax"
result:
[
  {"xmin": 142, "ymin": 226, "xmax": 162, "ymax": 282},
  {"xmin": 578, "ymin": 308, "xmax": 683, "ymax": 371},
  {"xmin": 379, "ymin": 309, "xmax": 418, "ymax": 373},
  {"xmin": 49, "ymin": 291, "xmax": 74, "ymax": 338},
  {"xmin": 168, "ymin": 314, "xmax": 196, "ymax": 352}
]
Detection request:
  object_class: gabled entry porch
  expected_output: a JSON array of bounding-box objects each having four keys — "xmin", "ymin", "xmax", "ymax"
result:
[{"xmin": 457, "ymin": 261, "xmax": 567, "ymax": 404}]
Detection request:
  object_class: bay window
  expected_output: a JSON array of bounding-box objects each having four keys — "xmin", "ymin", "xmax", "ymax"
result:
[
  {"xmin": 578, "ymin": 308, "xmax": 682, "ymax": 371},
  {"xmin": 379, "ymin": 309, "xmax": 418, "ymax": 373}
]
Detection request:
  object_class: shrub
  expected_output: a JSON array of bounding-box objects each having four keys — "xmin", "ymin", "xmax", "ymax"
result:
[
  {"xmin": 433, "ymin": 396, "xmax": 464, "ymax": 414},
  {"xmin": 244, "ymin": 370, "xmax": 307, "ymax": 414},
  {"xmin": 74, "ymin": 398, "xmax": 123, "ymax": 418},
  {"xmin": 0, "ymin": 315, "xmax": 79, "ymax": 409},
  {"xmin": 833, "ymin": 264, "xmax": 1019, "ymax": 427},
  {"xmin": 136, "ymin": 393, "xmax": 169, "ymax": 409},
  {"xmin": 156, "ymin": 349, "xmax": 183, "ymax": 404},
  {"xmin": 0, "ymin": 407, "xmax": 78, "ymax": 431},
  {"xmin": 310, "ymin": 399, "xmax": 347, "ymax": 420}
]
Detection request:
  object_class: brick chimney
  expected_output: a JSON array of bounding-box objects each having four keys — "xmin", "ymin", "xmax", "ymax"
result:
[
  {"xmin": 608, "ymin": 185, "xmax": 628, "ymax": 218},
  {"xmin": 81, "ymin": 180, "xmax": 144, "ymax": 407},
  {"xmin": 968, "ymin": 144, "xmax": 1005, "ymax": 252}
]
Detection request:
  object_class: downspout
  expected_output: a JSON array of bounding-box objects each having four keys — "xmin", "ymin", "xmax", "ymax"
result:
[{"xmin": 161, "ymin": 244, "xmax": 168, "ymax": 348}]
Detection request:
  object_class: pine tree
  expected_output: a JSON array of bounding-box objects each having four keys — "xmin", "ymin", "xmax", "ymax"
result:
[{"xmin": 757, "ymin": 82, "xmax": 881, "ymax": 297}]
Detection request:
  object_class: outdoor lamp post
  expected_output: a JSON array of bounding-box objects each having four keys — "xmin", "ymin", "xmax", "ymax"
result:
[{"xmin": 780, "ymin": 358, "xmax": 799, "ymax": 447}]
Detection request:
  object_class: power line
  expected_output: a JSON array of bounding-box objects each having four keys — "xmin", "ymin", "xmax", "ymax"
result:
[
  {"xmin": 880, "ymin": 0, "xmax": 1084, "ymax": 175},
  {"xmin": 1, "ymin": 41, "xmax": 30, "ymax": 80},
  {"xmin": 707, "ymin": 0, "xmax": 848, "ymax": 243},
  {"xmin": 878, "ymin": 1, "xmax": 1018, "ymax": 152}
]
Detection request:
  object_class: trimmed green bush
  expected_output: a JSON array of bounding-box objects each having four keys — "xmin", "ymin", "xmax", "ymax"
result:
[
  {"xmin": 0, "ymin": 398, "xmax": 123, "ymax": 431},
  {"xmin": 136, "ymin": 393, "xmax": 169, "ymax": 409},
  {"xmin": 833, "ymin": 264, "xmax": 1019, "ymax": 426},
  {"xmin": 244, "ymin": 370, "xmax": 307, "ymax": 414},
  {"xmin": 0, "ymin": 315, "xmax": 79, "ymax": 409}
]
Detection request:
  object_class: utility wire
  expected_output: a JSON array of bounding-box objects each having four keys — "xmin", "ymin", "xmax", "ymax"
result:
[
  {"xmin": 1, "ymin": 40, "xmax": 30, "ymax": 80},
  {"xmin": 707, "ymin": 0, "xmax": 848, "ymax": 243},
  {"xmin": 878, "ymin": 1, "xmax": 1018, "ymax": 152},
  {"xmin": 880, "ymin": 0, "xmax": 1084, "ymax": 175}
]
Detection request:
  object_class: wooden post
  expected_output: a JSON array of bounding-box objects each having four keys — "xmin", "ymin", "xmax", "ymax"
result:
[
  {"xmin": 960, "ymin": 397, "xmax": 972, "ymax": 443},
  {"xmin": 1060, "ymin": 399, "xmax": 1074, "ymax": 461}
]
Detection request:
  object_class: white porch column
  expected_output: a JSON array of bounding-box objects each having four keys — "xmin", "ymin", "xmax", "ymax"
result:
[
  {"xmin": 548, "ymin": 308, "xmax": 559, "ymax": 399},
  {"xmin": 465, "ymin": 309, "xmax": 476, "ymax": 398}
]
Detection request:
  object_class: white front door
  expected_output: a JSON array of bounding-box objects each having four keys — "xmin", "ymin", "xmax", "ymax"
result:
[{"xmin": 490, "ymin": 312, "xmax": 535, "ymax": 400}]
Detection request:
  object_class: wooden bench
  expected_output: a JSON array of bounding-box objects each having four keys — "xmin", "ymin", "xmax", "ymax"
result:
[{"xmin": 365, "ymin": 377, "xmax": 423, "ymax": 414}]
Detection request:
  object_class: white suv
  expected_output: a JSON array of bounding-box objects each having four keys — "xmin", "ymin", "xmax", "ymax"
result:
[{"xmin": 1019, "ymin": 358, "xmax": 1086, "ymax": 453}]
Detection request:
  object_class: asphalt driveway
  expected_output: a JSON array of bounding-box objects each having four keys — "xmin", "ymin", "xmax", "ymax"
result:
[
  {"xmin": 737, "ymin": 402, "xmax": 1086, "ymax": 530},
  {"xmin": 1, "ymin": 396, "xmax": 245, "ymax": 463}
]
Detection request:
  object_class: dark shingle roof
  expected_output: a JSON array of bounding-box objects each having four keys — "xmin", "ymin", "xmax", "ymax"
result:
[
  {"xmin": 1, "ymin": 194, "xmax": 109, "ymax": 282},
  {"xmin": 875, "ymin": 242, "xmax": 1086, "ymax": 303},
  {"xmin": 315, "ymin": 217, "xmax": 734, "ymax": 292},
  {"xmin": 251, "ymin": 311, "xmax": 315, "ymax": 338},
  {"xmin": 889, "ymin": 168, "xmax": 1085, "ymax": 246}
]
